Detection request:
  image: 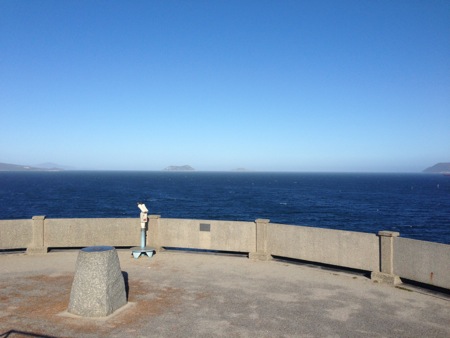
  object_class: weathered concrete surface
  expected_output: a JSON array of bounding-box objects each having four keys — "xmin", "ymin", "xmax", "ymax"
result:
[
  {"xmin": 158, "ymin": 218, "xmax": 256, "ymax": 252},
  {"xmin": 269, "ymin": 223, "xmax": 380, "ymax": 271},
  {"xmin": 68, "ymin": 247, "xmax": 127, "ymax": 317},
  {"xmin": 394, "ymin": 237, "xmax": 450, "ymax": 289},
  {"xmin": 45, "ymin": 218, "xmax": 139, "ymax": 248},
  {"xmin": 0, "ymin": 219, "xmax": 32, "ymax": 249},
  {"xmin": 0, "ymin": 250, "xmax": 449, "ymax": 337}
]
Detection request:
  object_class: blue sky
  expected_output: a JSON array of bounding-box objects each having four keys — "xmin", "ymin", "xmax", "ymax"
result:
[{"xmin": 1, "ymin": 0, "xmax": 449, "ymax": 172}]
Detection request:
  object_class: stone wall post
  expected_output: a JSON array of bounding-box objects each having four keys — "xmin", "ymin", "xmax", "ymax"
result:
[
  {"xmin": 371, "ymin": 231, "xmax": 401, "ymax": 285},
  {"xmin": 148, "ymin": 215, "xmax": 162, "ymax": 251},
  {"xmin": 249, "ymin": 219, "xmax": 271, "ymax": 260},
  {"xmin": 27, "ymin": 215, "xmax": 48, "ymax": 254}
]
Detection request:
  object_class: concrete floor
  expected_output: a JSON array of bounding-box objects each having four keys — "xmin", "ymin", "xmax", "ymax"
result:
[{"xmin": 1, "ymin": 250, "xmax": 449, "ymax": 338}]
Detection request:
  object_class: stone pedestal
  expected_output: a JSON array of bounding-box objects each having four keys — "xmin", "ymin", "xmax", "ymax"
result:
[{"xmin": 68, "ymin": 246, "xmax": 127, "ymax": 317}]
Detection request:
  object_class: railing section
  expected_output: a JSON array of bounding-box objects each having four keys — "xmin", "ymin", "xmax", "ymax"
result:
[{"xmin": 0, "ymin": 216, "xmax": 449, "ymax": 290}]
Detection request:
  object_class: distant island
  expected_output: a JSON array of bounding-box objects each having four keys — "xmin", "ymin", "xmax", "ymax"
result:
[
  {"xmin": 423, "ymin": 163, "xmax": 450, "ymax": 174},
  {"xmin": 163, "ymin": 165, "xmax": 195, "ymax": 171},
  {"xmin": 0, "ymin": 162, "xmax": 64, "ymax": 171}
]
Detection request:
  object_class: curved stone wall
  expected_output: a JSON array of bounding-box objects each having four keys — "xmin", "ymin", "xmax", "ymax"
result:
[{"xmin": 0, "ymin": 216, "xmax": 449, "ymax": 291}]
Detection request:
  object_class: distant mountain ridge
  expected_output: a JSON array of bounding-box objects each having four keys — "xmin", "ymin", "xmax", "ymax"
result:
[
  {"xmin": 163, "ymin": 165, "xmax": 195, "ymax": 171},
  {"xmin": 423, "ymin": 163, "xmax": 450, "ymax": 173},
  {"xmin": 37, "ymin": 162, "xmax": 74, "ymax": 170},
  {"xmin": 0, "ymin": 162, "xmax": 64, "ymax": 171}
]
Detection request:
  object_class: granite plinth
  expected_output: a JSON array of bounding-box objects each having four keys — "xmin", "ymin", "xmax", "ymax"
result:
[{"xmin": 68, "ymin": 246, "xmax": 127, "ymax": 317}]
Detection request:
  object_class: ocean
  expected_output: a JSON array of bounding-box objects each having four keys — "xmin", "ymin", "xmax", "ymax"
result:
[{"xmin": 0, "ymin": 171, "xmax": 449, "ymax": 244}]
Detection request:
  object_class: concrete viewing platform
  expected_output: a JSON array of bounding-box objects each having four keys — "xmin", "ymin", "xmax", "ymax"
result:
[{"xmin": 1, "ymin": 250, "xmax": 449, "ymax": 338}]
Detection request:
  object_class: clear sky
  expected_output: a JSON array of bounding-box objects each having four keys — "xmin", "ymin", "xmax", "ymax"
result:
[{"xmin": 1, "ymin": 0, "xmax": 449, "ymax": 172}]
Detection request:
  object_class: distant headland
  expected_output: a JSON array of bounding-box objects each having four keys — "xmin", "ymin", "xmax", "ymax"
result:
[
  {"xmin": 0, "ymin": 162, "xmax": 64, "ymax": 171},
  {"xmin": 423, "ymin": 162, "xmax": 450, "ymax": 174},
  {"xmin": 163, "ymin": 165, "xmax": 195, "ymax": 171}
]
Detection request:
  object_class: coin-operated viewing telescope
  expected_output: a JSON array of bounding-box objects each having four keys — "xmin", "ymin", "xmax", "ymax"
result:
[
  {"xmin": 138, "ymin": 203, "xmax": 148, "ymax": 230},
  {"xmin": 131, "ymin": 202, "xmax": 155, "ymax": 259}
]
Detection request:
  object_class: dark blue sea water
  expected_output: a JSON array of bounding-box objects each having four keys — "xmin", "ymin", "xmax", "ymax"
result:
[{"xmin": 0, "ymin": 171, "xmax": 449, "ymax": 244}]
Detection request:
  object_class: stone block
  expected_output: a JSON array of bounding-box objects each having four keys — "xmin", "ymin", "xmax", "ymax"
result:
[
  {"xmin": 248, "ymin": 252, "xmax": 272, "ymax": 261},
  {"xmin": 371, "ymin": 271, "xmax": 402, "ymax": 285},
  {"xmin": 68, "ymin": 246, "xmax": 127, "ymax": 317}
]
